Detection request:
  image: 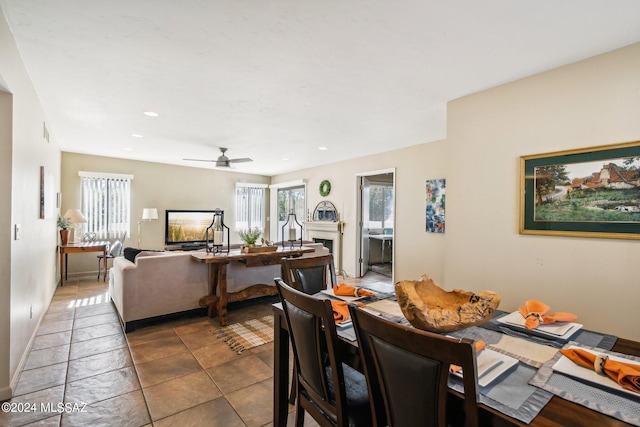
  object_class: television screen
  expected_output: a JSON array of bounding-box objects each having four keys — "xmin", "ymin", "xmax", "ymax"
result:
[{"xmin": 165, "ymin": 210, "xmax": 215, "ymax": 246}]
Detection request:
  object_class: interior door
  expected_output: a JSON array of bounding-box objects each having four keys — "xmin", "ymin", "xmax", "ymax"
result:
[
  {"xmin": 358, "ymin": 177, "xmax": 371, "ymax": 277},
  {"xmin": 356, "ymin": 169, "xmax": 395, "ymax": 280}
]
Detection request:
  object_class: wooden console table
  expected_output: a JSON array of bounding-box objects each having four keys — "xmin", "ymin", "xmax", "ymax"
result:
[
  {"xmin": 59, "ymin": 241, "xmax": 109, "ymax": 285},
  {"xmin": 191, "ymin": 246, "xmax": 314, "ymax": 326}
]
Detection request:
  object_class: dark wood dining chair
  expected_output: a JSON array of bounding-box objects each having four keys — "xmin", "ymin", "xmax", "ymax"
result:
[
  {"xmin": 281, "ymin": 253, "xmax": 338, "ymax": 403},
  {"xmin": 274, "ymin": 278, "xmax": 372, "ymax": 427},
  {"xmin": 348, "ymin": 304, "xmax": 480, "ymax": 427},
  {"xmin": 281, "ymin": 253, "xmax": 337, "ymax": 294}
]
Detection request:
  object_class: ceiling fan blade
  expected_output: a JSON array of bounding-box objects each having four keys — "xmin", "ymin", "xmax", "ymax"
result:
[{"xmin": 184, "ymin": 149, "xmax": 251, "ymax": 167}]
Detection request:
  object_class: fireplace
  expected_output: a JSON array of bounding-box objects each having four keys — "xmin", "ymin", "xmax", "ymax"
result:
[
  {"xmin": 313, "ymin": 238, "xmax": 333, "ymax": 254},
  {"xmin": 305, "ymin": 220, "xmax": 343, "ymax": 275}
]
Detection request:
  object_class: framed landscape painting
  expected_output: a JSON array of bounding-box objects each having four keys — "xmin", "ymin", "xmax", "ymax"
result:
[{"xmin": 520, "ymin": 141, "xmax": 640, "ymax": 239}]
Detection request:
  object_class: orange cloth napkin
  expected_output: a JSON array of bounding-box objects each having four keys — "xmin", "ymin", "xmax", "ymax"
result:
[
  {"xmin": 449, "ymin": 340, "xmax": 486, "ymax": 374},
  {"xmin": 560, "ymin": 347, "xmax": 640, "ymax": 394},
  {"xmin": 518, "ymin": 299, "xmax": 577, "ymax": 329},
  {"xmin": 334, "ymin": 283, "xmax": 376, "ymax": 297},
  {"xmin": 330, "ymin": 300, "xmax": 364, "ymax": 324}
]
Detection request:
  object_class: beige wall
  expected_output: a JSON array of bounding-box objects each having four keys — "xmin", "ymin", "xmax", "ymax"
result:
[
  {"xmin": 444, "ymin": 42, "xmax": 640, "ymax": 341},
  {"xmin": 1, "ymin": 11, "xmax": 62, "ymax": 398},
  {"xmin": 0, "ymin": 85, "xmax": 12, "ymax": 401},
  {"xmin": 61, "ymin": 153, "xmax": 271, "ymax": 275}
]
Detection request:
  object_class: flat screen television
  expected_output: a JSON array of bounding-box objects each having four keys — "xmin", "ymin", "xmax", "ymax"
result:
[{"xmin": 164, "ymin": 209, "xmax": 216, "ymax": 248}]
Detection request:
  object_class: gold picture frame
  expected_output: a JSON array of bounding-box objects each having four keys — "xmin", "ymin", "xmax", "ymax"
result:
[{"xmin": 519, "ymin": 140, "xmax": 640, "ymax": 239}]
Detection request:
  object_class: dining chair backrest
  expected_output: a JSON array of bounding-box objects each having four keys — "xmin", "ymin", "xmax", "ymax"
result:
[
  {"xmin": 348, "ymin": 304, "xmax": 480, "ymax": 427},
  {"xmin": 275, "ymin": 278, "xmax": 371, "ymax": 427},
  {"xmin": 281, "ymin": 254, "xmax": 337, "ymax": 295}
]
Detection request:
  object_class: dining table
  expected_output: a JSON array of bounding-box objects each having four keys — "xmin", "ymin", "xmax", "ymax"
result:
[{"xmin": 272, "ymin": 291, "xmax": 640, "ymax": 427}]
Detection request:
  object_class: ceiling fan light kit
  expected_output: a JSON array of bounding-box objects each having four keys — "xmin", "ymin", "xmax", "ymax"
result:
[{"xmin": 184, "ymin": 147, "xmax": 253, "ymax": 168}]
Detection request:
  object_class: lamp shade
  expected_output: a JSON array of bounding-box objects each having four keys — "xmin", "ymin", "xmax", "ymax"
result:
[
  {"xmin": 142, "ymin": 208, "xmax": 158, "ymax": 220},
  {"xmin": 63, "ymin": 208, "xmax": 87, "ymax": 224}
]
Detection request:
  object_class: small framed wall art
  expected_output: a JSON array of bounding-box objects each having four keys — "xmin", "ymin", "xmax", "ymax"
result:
[{"xmin": 426, "ymin": 178, "xmax": 446, "ymax": 233}]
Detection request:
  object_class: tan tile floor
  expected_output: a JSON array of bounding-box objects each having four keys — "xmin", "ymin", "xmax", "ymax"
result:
[{"xmin": 0, "ymin": 272, "xmax": 391, "ymax": 427}]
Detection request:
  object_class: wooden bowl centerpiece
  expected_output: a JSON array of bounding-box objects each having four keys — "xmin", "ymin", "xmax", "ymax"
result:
[{"xmin": 395, "ymin": 274, "xmax": 501, "ymax": 333}]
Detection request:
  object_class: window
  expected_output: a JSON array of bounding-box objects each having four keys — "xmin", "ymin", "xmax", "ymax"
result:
[
  {"xmin": 79, "ymin": 171, "xmax": 132, "ymax": 239},
  {"xmin": 277, "ymin": 185, "xmax": 305, "ymax": 241},
  {"xmin": 235, "ymin": 183, "xmax": 266, "ymax": 231},
  {"xmin": 368, "ymin": 184, "xmax": 394, "ymax": 230},
  {"xmin": 268, "ymin": 180, "xmax": 306, "ymax": 242}
]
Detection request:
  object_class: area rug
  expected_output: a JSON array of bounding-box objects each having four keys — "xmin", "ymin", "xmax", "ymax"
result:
[{"xmin": 213, "ymin": 315, "xmax": 274, "ymax": 354}]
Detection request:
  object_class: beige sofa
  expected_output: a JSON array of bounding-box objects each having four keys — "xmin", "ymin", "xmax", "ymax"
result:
[{"xmin": 109, "ymin": 243, "xmax": 328, "ymax": 331}]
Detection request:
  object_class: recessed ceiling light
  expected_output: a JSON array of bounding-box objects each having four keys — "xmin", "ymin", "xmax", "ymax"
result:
[
  {"xmin": 143, "ymin": 111, "xmax": 159, "ymax": 117},
  {"xmin": 123, "ymin": 147, "xmax": 133, "ymax": 151},
  {"xmin": 282, "ymin": 157, "xmax": 290, "ymax": 161},
  {"xmin": 318, "ymin": 146, "xmax": 328, "ymax": 151},
  {"xmin": 131, "ymin": 134, "xmax": 143, "ymax": 138}
]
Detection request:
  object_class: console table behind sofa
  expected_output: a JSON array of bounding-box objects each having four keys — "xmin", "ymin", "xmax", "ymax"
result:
[{"xmin": 191, "ymin": 246, "xmax": 316, "ymax": 326}]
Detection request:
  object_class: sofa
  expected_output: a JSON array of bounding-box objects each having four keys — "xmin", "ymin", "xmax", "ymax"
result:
[{"xmin": 109, "ymin": 243, "xmax": 329, "ymax": 331}]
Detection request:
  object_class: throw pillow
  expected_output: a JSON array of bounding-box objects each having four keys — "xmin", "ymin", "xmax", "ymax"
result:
[
  {"xmin": 123, "ymin": 247, "xmax": 143, "ymax": 263},
  {"xmin": 123, "ymin": 247, "xmax": 164, "ymax": 262}
]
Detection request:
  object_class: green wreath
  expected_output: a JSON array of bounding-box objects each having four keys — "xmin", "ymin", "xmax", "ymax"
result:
[{"xmin": 319, "ymin": 180, "xmax": 331, "ymax": 197}]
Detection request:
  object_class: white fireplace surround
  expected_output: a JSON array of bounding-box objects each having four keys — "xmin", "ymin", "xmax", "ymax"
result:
[{"xmin": 305, "ymin": 221, "xmax": 343, "ymax": 274}]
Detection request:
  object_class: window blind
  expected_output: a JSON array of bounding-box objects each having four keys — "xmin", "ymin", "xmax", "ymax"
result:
[
  {"xmin": 235, "ymin": 184, "xmax": 265, "ymax": 231},
  {"xmin": 80, "ymin": 172, "xmax": 132, "ymax": 239}
]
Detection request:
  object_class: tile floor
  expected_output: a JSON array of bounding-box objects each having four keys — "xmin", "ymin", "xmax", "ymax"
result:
[{"xmin": 1, "ymin": 272, "xmax": 391, "ymax": 427}]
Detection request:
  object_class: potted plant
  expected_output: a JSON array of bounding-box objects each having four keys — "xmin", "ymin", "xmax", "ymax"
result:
[
  {"xmin": 238, "ymin": 228, "xmax": 262, "ymax": 247},
  {"xmin": 58, "ymin": 215, "xmax": 71, "ymax": 245}
]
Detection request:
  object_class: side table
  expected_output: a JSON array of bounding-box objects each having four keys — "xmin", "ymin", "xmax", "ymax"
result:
[{"xmin": 59, "ymin": 241, "xmax": 109, "ymax": 285}]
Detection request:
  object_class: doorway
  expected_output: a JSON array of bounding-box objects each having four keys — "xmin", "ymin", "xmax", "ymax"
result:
[{"xmin": 356, "ymin": 169, "xmax": 395, "ymax": 282}]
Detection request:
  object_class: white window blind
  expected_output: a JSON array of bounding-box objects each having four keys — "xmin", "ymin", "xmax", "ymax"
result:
[
  {"xmin": 235, "ymin": 184, "xmax": 266, "ymax": 231},
  {"xmin": 79, "ymin": 172, "xmax": 132, "ymax": 239}
]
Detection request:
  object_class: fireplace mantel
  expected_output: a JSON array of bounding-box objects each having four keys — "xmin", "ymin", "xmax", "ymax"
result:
[{"xmin": 305, "ymin": 221, "xmax": 341, "ymax": 233}]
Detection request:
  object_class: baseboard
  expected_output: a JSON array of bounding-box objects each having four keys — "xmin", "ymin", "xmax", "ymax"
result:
[
  {"xmin": 8, "ymin": 306, "xmax": 45, "ymax": 401},
  {"xmin": 0, "ymin": 384, "xmax": 12, "ymax": 401},
  {"xmin": 122, "ymin": 308, "xmax": 208, "ymax": 333}
]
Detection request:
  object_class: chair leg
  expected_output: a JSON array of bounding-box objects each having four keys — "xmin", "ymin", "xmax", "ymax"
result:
[
  {"xmin": 97, "ymin": 257, "xmax": 101, "ymax": 280},
  {"xmin": 295, "ymin": 401, "xmax": 305, "ymax": 427},
  {"xmin": 289, "ymin": 366, "xmax": 298, "ymax": 404}
]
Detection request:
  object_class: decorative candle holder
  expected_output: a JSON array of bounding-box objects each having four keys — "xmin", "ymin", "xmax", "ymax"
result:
[
  {"xmin": 205, "ymin": 209, "xmax": 229, "ymax": 254},
  {"xmin": 281, "ymin": 210, "xmax": 303, "ymax": 249}
]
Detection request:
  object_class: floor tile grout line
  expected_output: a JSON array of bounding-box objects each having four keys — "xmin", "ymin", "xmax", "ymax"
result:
[
  {"xmin": 64, "ymin": 278, "xmax": 153, "ymax": 426},
  {"xmin": 174, "ymin": 323, "xmax": 266, "ymax": 426},
  {"xmin": 112, "ymin": 308, "xmax": 155, "ymax": 425},
  {"xmin": 8, "ymin": 274, "xmax": 389, "ymax": 426},
  {"xmin": 58, "ymin": 277, "xmax": 80, "ymax": 427}
]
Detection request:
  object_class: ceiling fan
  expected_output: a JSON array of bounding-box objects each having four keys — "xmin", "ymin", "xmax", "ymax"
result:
[{"xmin": 184, "ymin": 147, "xmax": 253, "ymax": 168}]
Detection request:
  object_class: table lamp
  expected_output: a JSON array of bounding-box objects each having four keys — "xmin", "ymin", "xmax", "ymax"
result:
[
  {"xmin": 63, "ymin": 208, "xmax": 87, "ymax": 243},
  {"xmin": 137, "ymin": 208, "xmax": 158, "ymax": 248}
]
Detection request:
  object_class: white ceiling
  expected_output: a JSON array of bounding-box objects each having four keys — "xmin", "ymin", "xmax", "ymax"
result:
[{"xmin": 2, "ymin": 1, "xmax": 639, "ymax": 176}]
